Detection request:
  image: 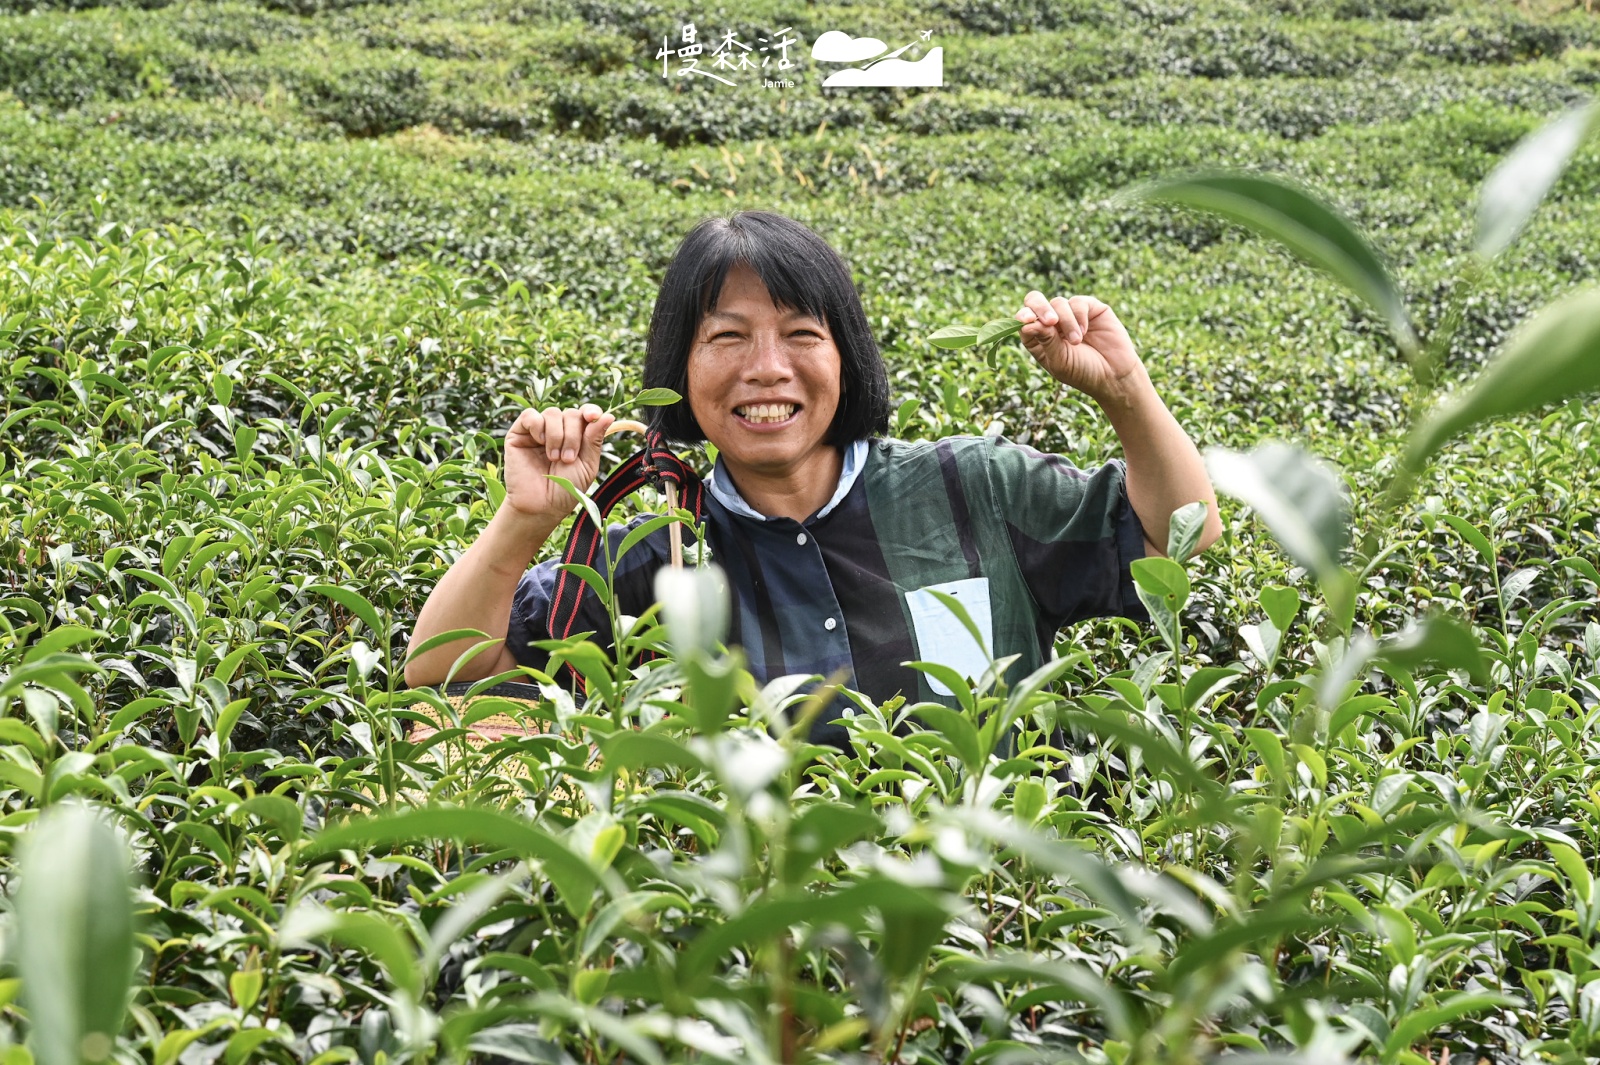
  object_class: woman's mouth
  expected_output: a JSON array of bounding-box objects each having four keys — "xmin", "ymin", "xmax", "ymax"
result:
[{"xmin": 734, "ymin": 402, "xmax": 798, "ymax": 426}]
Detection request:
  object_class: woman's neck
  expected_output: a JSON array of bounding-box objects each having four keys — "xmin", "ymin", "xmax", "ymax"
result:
[{"xmin": 719, "ymin": 446, "xmax": 844, "ymax": 523}]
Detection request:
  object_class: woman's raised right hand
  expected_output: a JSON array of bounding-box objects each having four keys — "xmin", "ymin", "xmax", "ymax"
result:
[{"xmin": 502, "ymin": 404, "xmax": 617, "ymax": 521}]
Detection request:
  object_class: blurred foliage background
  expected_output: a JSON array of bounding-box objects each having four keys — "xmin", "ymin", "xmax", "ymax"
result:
[{"xmin": 1, "ymin": 0, "xmax": 1599, "ymax": 1061}]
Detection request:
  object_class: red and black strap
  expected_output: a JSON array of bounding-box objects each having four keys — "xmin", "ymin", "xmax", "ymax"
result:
[{"xmin": 545, "ymin": 429, "xmax": 707, "ymax": 692}]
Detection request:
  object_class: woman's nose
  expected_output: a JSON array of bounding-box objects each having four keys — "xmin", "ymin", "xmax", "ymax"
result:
[{"xmin": 743, "ymin": 333, "xmax": 793, "ymax": 381}]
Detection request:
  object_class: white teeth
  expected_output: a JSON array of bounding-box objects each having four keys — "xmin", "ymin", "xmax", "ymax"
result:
[{"xmin": 736, "ymin": 403, "xmax": 796, "ymax": 423}]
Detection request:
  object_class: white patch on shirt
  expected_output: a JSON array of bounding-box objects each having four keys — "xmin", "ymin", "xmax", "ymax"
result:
[{"xmin": 905, "ymin": 577, "xmax": 993, "ymax": 697}]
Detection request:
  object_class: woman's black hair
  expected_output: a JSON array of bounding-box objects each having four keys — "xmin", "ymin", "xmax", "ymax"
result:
[{"xmin": 643, "ymin": 210, "xmax": 891, "ymax": 447}]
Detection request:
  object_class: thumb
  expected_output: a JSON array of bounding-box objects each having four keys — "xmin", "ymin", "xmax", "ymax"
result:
[{"xmin": 580, "ymin": 408, "xmax": 615, "ymax": 463}]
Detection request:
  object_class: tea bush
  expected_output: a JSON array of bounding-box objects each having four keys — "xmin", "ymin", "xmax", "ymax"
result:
[{"xmin": 0, "ymin": 0, "xmax": 1599, "ymax": 1061}]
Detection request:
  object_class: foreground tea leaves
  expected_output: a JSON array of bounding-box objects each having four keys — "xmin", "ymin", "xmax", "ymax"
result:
[
  {"xmin": 1203, "ymin": 443, "xmax": 1349, "ymax": 582},
  {"xmin": 1403, "ymin": 284, "xmax": 1600, "ymax": 475},
  {"xmin": 303, "ymin": 806, "xmax": 614, "ymax": 918},
  {"xmin": 12, "ymin": 802, "xmax": 138, "ymax": 1065},
  {"xmin": 1203, "ymin": 442, "xmax": 1359, "ymax": 635},
  {"xmin": 1127, "ymin": 171, "xmax": 1418, "ymax": 358},
  {"xmin": 1475, "ymin": 101, "xmax": 1600, "ymax": 258},
  {"xmin": 1372, "ymin": 613, "xmax": 1489, "ymax": 687}
]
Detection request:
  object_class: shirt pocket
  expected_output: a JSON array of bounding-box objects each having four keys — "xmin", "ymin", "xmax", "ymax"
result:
[{"xmin": 905, "ymin": 577, "xmax": 994, "ymax": 697}]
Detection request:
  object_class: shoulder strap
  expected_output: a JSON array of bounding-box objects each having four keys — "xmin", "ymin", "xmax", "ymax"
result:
[{"xmin": 545, "ymin": 429, "xmax": 706, "ymax": 693}]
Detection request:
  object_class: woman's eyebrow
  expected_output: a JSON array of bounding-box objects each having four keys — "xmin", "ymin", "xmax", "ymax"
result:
[{"xmin": 704, "ymin": 309, "xmax": 822, "ymax": 324}]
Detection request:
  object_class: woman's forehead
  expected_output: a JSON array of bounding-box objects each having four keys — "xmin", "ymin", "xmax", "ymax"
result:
[{"xmin": 702, "ymin": 262, "xmax": 824, "ymax": 321}]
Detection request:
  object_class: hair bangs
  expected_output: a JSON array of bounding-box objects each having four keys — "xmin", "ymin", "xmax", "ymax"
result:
[{"xmin": 694, "ymin": 233, "xmax": 825, "ymax": 327}]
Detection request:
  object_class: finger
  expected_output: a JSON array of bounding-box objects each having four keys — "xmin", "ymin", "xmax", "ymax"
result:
[
  {"xmin": 541, "ymin": 406, "xmax": 565, "ymax": 464},
  {"xmin": 561, "ymin": 408, "xmax": 587, "ymax": 464},
  {"xmin": 1070, "ymin": 294, "xmax": 1108, "ymax": 329},
  {"xmin": 508, "ymin": 407, "xmax": 543, "ymax": 447},
  {"xmin": 1051, "ymin": 296, "xmax": 1082, "ymax": 343},
  {"xmin": 1021, "ymin": 290, "xmax": 1057, "ymax": 325}
]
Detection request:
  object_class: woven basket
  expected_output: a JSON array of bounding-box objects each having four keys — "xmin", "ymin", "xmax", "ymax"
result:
[{"xmin": 407, "ymin": 680, "xmax": 554, "ymax": 748}]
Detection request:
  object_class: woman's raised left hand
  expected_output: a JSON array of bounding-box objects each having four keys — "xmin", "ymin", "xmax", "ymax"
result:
[{"xmin": 1016, "ymin": 291, "xmax": 1148, "ymax": 408}]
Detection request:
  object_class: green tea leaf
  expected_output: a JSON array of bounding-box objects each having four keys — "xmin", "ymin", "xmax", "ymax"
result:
[
  {"xmin": 976, "ymin": 318, "xmax": 1021, "ymax": 347},
  {"xmin": 785, "ymin": 802, "xmax": 880, "ymax": 884},
  {"xmin": 236, "ymin": 794, "xmax": 303, "ymax": 842},
  {"xmin": 912, "ymin": 704, "xmax": 983, "ymax": 773},
  {"xmin": 926, "ymin": 325, "xmax": 979, "ymax": 349},
  {"xmin": 1405, "ymin": 285, "xmax": 1600, "ymax": 471},
  {"xmin": 1382, "ymin": 994, "xmax": 1518, "ymax": 1060},
  {"xmin": 1129, "ymin": 171, "xmax": 1417, "ymax": 356},
  {"xmin": 632, "ymin": 387, "xmax": 681, "ymax": 407},
  {"xmin": 1439, "ymin": 514, "xmax": 1495, "ymax": 569},
  {"xmin": 1476, "ymin": 102, "xmax": 1599, "ymax": 258},
  {"xmin": 1165, "ymin": 500, "xmax": 1209, "ymax": 563},
  {"xmin": 15, "ymin": 803, "xmax": 138, "ymax": 1065},
  {"xmin": 1260, "ymin": 585, "xmax": 1300, "ymax": 635},
  {"xmin": 305, "ymin": 807, "xmax": 606, "ymax": 919},
  {"xmin": 1011, "ymin": 779, "xmax": 1047, "ymax": 825},
  {"xmin": 1243, "ymin": 727, "xmax": 1287, "ymax": 784},
  {"xmin": 1373, "ymin": 613, "xmax": 1488, "ymax": 687},
  {"xmin": 602, "ymin": 730, "xmax": 708, "ymax": 774},
  {"xmin": 1182, "ymin": 666, "xmax": 1243, "ymax": 710},
  {"xmin": 1131, "ymin": 556, "xmax": 1190, "ymax": 651},
  {"xmin": 22, "ymin": 625, "xmax": 98, "ymax": 666},
  {"xmin": 279, "ymin": 907, "xmax": 421, "ymax": 998},
  {"xmin": 1547, "ymin": 842, "xmax": 1594, "ymax": 900},
  {"xmin": 556, "ymin": 563, "xmax": 612, "ymax": 608},
  {"xmin": 308, "ymin": 584, "xmax": 385, "ymax": 640},
  {"xmin": 1204, "ymin": 443, "xmax": 1349, "ymax": 582}
]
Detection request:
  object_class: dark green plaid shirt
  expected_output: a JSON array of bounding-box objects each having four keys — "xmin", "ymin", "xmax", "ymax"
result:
[{"xmin": 508, "ymin": 435, "xmax": 1150, "ymax": 747}]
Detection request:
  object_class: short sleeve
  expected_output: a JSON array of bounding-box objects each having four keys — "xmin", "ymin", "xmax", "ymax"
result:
[
  {"xmin": 986, "ymin": 438, "xmax": 1151, "ymax": 630},
  {"xmin": 505, "ymin": 558, "xmax": 562, "ymax": 672}
]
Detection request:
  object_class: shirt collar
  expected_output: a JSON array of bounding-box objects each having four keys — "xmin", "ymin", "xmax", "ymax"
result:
[{"xmin": 704, "ymin": 438, "xmax": 870, "ymax": 523}]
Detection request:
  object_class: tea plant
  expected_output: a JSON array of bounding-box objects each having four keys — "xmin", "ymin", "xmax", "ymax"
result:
[{"xmin": 0, "ymin": 1, "xmax": 1599, "ymax": 1062}]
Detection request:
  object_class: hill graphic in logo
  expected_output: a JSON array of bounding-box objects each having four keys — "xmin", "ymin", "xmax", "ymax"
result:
[{"xmin": 811, "ymin": 30, "xmax": 943, "ymax": 87}]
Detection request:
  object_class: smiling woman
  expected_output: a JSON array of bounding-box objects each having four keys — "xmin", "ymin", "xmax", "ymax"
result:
[
  {"xmin": 646, "ymin": 213, "xmax": 890, "ymax": 523},
  {"xmin": 404, "ymin": 210, "xmax": 1222, "ymax": 747}
]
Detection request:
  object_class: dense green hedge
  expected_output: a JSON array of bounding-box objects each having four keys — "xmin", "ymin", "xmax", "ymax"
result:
[{"xmin": 2, "ymin": 1, "xmax": 1600, "ymax": 1059}]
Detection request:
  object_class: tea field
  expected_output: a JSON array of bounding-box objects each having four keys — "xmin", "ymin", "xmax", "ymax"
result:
[{"xmin": 2, "ymin": 0, "xmax": 1600, "ymax": 1061}]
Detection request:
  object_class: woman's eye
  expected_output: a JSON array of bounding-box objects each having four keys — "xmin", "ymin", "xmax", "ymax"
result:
[{"xmin": 710, "ymin": 329, "xmax": 819, "ymax": 339}]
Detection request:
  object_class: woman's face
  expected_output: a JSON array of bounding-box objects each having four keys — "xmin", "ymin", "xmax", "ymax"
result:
[{"xmin": 686, "ymin": 262, "xmax": 843, "ymax": 482}]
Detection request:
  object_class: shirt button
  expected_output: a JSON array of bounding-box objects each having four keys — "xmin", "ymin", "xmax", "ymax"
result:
[
  {"xmin": 796, "ymin": 532, "xmax": 808, "ymax": 546},
  {"xmin": 824, "ymin": 617, "xmax": 837, "ymax": 631}
]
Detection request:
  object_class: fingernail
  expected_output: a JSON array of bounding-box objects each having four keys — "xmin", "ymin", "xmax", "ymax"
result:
[
  {"xmin": 563, "ymin": 449, "xmax": 577, "ymax": 462},
  {"xmin": 1044, "ymin": 313, "xmax": 1056, "ymax": 325}
]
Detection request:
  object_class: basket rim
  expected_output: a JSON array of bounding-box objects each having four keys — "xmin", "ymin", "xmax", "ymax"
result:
[{"xmin": 437, "ymin": 680, "xmax": 547, "ymax": 701}]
